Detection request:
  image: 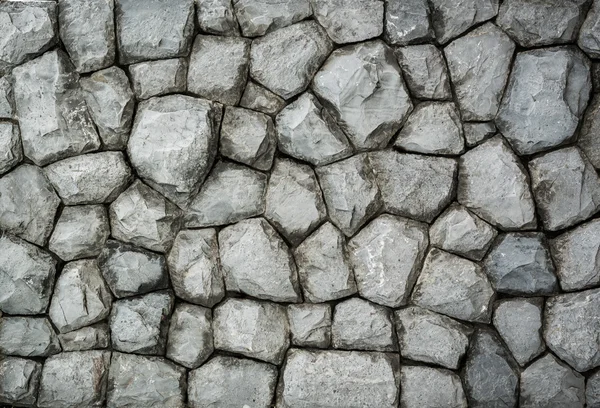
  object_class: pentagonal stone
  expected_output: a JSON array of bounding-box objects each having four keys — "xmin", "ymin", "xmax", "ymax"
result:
[
  {"xmin": 579, "ymin": 95, "xmax": 600, "ymax": 169},
  {"xmin": 0, "ymin": 357, "xmax": 42, "ymax": 406},
  {"xmin": 49, "ymin": 259, "xmax": 113, "ymax": 334},
  {"xmin": 0, "ymin": 233, "xmax": 56, "ymax": 315},
  {"xmin": 250, "ymin": 21, "xmax": 333, "ymax": 99},
  {"xmin": 497, "ymin": 47, "xmax": 591, "ymax": 156},
  {"xmin": 348, "ymin": 214, "xmax": 428, "ymax": 308},
  {"xmin": 185, "ymin": 161, "xmax": 267, "ymax": 227},
  {"xmin": 48, "ymin": 205, "xmax": 110, "ymax": 261},
  {"xmin": 463, "ymin": 121, "xmax": 496, "ymax": 147},
  {"xmin": 287, "ymin": 303, "xmax": 332, "ymax": 348},
  {"xmin": 493, "ymin": 298, "xmax": 545, "ymax": 366},
  {"xmin": 98, "ymin": 240, "xmax": 168, "ymax": 299},
  {"xmin": 115, "ymin": 0, "xmax": 194, "ymax": 64},
  {"xmin": 0, "ymin": 317, "xmax": 60, "ymax": 357},
  {"xmin": 395, "ymin": 102, "xmax": 464, "ymax": 155},
  {"xmin": 311, "ymin": 0, "xmax": 383, "ymax": 44},
  {"xmin": 294, "ymin": 222, "xmax": 357, "ymax": 303},
  {"xmin": 220, "ymin": 106, "xmax": 276, "ymax": 171},
  {"xmin": 587, "ymin": 371, "xmax": 600, "ymax": 408},
  {"xmin": 109, "ymin": 180, "xmax": 181, "ymax": 253},
  {"xmin": 458, "ymin": 136, "xmax": 536, "ymax": 230},
  {"xmin": 316, "ymin": 155, "xmax": 381, "ymax": 236},
  {"xmin": 234, "ymin": 0, "xmax": 311, "ymax": 37},
  {"xmin": 109, "ymin": 291, "xmax": 174, "ymax": 355},
  {"xmin": 240, "ymin": 81, "xmax": 286, "ymax": 115},
  {"xmin": 384, "ymin": 0, "xmax": 434, "ymax": 45},
  {"xmin": 313, "ymin": 40, "xmax": 412, "ymax": 150},
  {"xmin": 213, "ymin": 298, "xmax": 289, "ymax": 364},
  {"xmin": 166, "ymin": 304, "xmax": 213, "ymax": 369},
  {"xmin": 44, "ymin": 152, "xmax": 132, "ymax": 205},
  {"xmin": 529, "ymin": 147, "xmax": 600, "ymax": 231},
  {"xmin": 429, "ymin": 0, "xmax": 499, "ymax": 44},
  {"xmin": 12, "ymin": 50, "xmax": 100, "ymax": 166},
  {"xmin": 430, "ymin": 204, "xmax": 497, "ymax": 261},
  {"xmin": 369, "ymin": 150, "xmax": 457, "ymax": 222},
  {"xmin": 0, "ymin": 76, "xmax": 15, "ymax": 119},
  {"xmin": 545, "ymin": 288, "xmax": 600, "ymax": 372},
  {"xmin": 550, "ymin": 219, "xmax": 600, "ymax": 291},
  {"xmin": 58, "ymin": 0, "xmax": 115, "ymax": 73},
  {"xmin": 196, "ymin": 0, "xmax": 239, "ymax": 36},
  {"xmin": 58, "ymin": 323, "xmax": 110, "ymax": 351},
  {"xmin": 107, "ymin": 352, "xmax": 186, "ymax": 408},
  {"xmin": 265, "ymin": 159, "xmax": 326, "ymax": 246},
  {"xmin": 395, "ymin": 44, "xmax": 451, "ymax": 100},
  {"xmin": 188, "ymin": 356, "xmax": 278, "ymax": 408},
  {"xmin": 277, "ymin": 349, "xmax": 399, "ymax": 408},
  {"xmin": 401, "ymin": 365, "xmax": 467, "ymax": 408},
  {"xmin": 128, "ymin": 58, "xmax": 188, "ymax": 100},
  {"xmin": 167, "ymin": 229, "xmax": 224, "ymax": 307},
  {"xmin": 128, "ymin": 94, "xmax": 221, "ymax": 208},
  {"xmin": 520, "ymin": 353, "xmax": 585, "ymax": 408},
  {"xmin": 579, "ymin": 1, "xmax": 600, "ymax": 58},
  {"xmin": 275, "ymin": 93, "xmax": 352, "ymax": 166},
  {"xmin": 0, "ymin": 122, "xmax": 22, "ymax": 175},
  {"xmin": 412, "ymin": 248, "xmax": 495, "ymax": 323},
  {"xmin": 0, "ymin": 165, "xmax": 60, "ymax": 246},
  {"xmin": 38, "ymin": 351, "xmax": 110, "ymax": 408},
  {"xmin": 444, "ymin": 23, "xmax": 515, "ymax": 121}
]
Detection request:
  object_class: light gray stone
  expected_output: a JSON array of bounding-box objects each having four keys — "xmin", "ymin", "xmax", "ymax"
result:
[
  {"xmin": 587, "ymin": 371, "xmax": 600, "ymax": 408},
  {"xmin": 0, "ymin": 317, "xmax": 60, "ymax": 357},
  {"xmin": 240, "ymin": 81, "xmax": 286, "ymax": 115},
  {"xmin": 196, "ymin": 0, "xmax": 239, "ymax": 36},
  {"xmin": 463, "ymin": 121, "xmax": 496, "ymax": 147},
  {"xmin": 401, "ymin": 365, "xmax": 467, "ymax": 408},
  {"xmin": 0, "ymin": 76, "xmax": 14, "ymax": 119},
  {"xmin": 0, "ymin": 122, "xmax": 21, "ymax": 176},
  {"xmin": 287, "ymin": 304, "xmax": 332, "ymax": 348},
  {"xmin": 395, "ymin": 44, "xmax": 451, "ymax": 100},
  {"xmin": 234, "ymin": 0, "xmax": 311, "ymax": 37},
  {"xmin": 578, "ymin": 94, "xmax": 600, "ymax": 169},
  {"xmin": 58, "ymin": 323, "xmax": 110, "ymax": 351},
  {"xmin": 311, "ymin": 0, "xmax": 383, "ymax": 44},
  {"xmin": 166, "ymin": 304, "xmax": 213, "ymax": 369},
  {"xmin": 384, "ymin": 0, "xmax": 434, "ymax": 45},
  {"xmin": 0, "ymin": 357, "xmax": 42, "ymax": 406},
  {"xmin": 128, "ymin": 58, "xmax": 187, "ymax": 100},
  {"xmin": 579, "ymin": 0, "xmax": 600, "ymax": 58},
  {"xmin": 429, "ymin": 0, "xmax": 499, "ymax": 44}
]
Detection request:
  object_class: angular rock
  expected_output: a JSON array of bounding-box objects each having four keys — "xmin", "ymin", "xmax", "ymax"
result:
[
  {"xmin": 240, "ymin": 81, "xmax": 286, "ymax": 115},
  {"xmin": 412, "ymin": 248, "xmax": 495, "ymax": 323},
  {"xmin": 0, "ymin": 357, "xmax": 42, "ymax": 406},
  {"xmin": 593, "ymin": 62, "xmax": 600, "ymax": 92},
  {"xmin": 579, "ymin": 1, "xmax": 600, "ymax": 58},
  {"xmin": 0, "ymin": 76, "xmax": 14, "ymax": 119},
  {"xmin": 0, "ymin": 122, "xmax": 22, "ymax": 175},
  {"xmin": 463, "ymin": 121, "xmax": 496, "ymax": 147},
  {"xmin": 429, "ymin": 0, "xmax": 499, "ymax": 44},
  {"xmin": 48, "ymin": 205, "xmax": 110, "ymax": 261},
  {"xmin": 196, "ymin": 0, "xmax": 239, "ymax": 36},
  {"xmin": 234, "ymin": 0, "xmax": 311, "ymax": 37},
  {"xmin": 311, "ymin": 0, "xmax": 383, "ymax": 44},
  {"xmin": 587, "ymin": 371, "xmax": 600, "ymax": 408},
  {"xmin": 287, "ymin": 303, "xmax": 332, "ymax": 348},
  {"xmin": 348, "ymin": 214, "xmax": 428, "ymax": 308},
  {"xmin": 578, "ymin": 95, "xmax": 600, "ymax": 169},
  {"xmin": 529, "ymin": 147, "xmax": 600, "ymax": 231},
  {"xmin": 0, "ymin": 317, "xmax": 60, "ymax": 357},
  {"xmin": 213, "ymin": 298, "xmax": 289, "ymax": 364},
  {"xmin": 128, "ymin": 95, "xmax": 221, "ymax": 208},
  {"xmin": 219, "ymin": 218, "xmax": 301, "ymax": 302},
  {"xmin": 250, "ymin": 21, "xmax": 333, "ymax": 99},
  {"xmin": 401, "ymin": 365, "xmax": 467, "ymax": 408},
  {"xmin": 58, "ymin": 323, "xmax": 110, "ymax": 351},
  {"xmin": 166, "ymin": 304, "xmax": 213, "ymax": 369},
  {"xmin": 384, "ymin": 0, "xmax": 434, "ymax": 45},
  {"xmin": 444, "ymin": 23, "xmax": 515, "ymax": 121},
  {"xmin": 497, "ymin": 47, "xmax": 591, "ymax": 156},
  {"xmin": 128, "ymin": 58, "xmax": 188, "ymax": 100},
  {"xmin": 395, "ymin": 44, "xmax": 451, "ymax": 100},
  {"xmin": 457, "ymin": 136, "xmax": 536, "ymax": 230}
]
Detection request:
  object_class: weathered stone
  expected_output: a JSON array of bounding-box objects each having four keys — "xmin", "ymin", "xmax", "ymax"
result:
[
  {"xmin": 463, "ymin": 121, "xmax": 496, "ymax": 147},
  {"xmin": 58, "ymin": 323, "xmax": 110, "ymax": 351},
  {"xmin": 412, "ymin": 248, "xmax": 495, "ymax": 323},
  {"xmin": 348, "ymin": 214, "xmax": 428, "ymax": 308},
  {"xmin": 0, "ymin": 317, "xmax": 60, "ymax": 357},
  {"xmin": 288, "ymin": 304, "xmax": 332, "ymax": 348},
  {"xmin": 311, "ymin": 0, "xmax": 383, "ymax": 44},
  {"xmin": 0, "ymin": 357, "xmax": 42, "ymax": 406},
  {"xmin": 593, "ymin": 62, "xmax": 600, "ymax": 92},
  {"xmin": 166, "ymin": 304, "xmax": 213, "ymax": 369},
  {"xmin": 497, "ymin": 47, "xmax": 591, "ymax": 156},
  {"xmin": 579, "ymin": 0, "xmax": 600, "ymax": 58},
  {"xmin": 294, "ymin": 222, "xmax": 357, "ymax": 303},
  {"xmin": 429, "ymin": 0, "xmax": 499, "ymax": 44},
  {"xmin": 395, "ymin": 44, "xmax": 451, "ymax": 100},
  {"xmin": 0, "ymin": 76, "xmax": 14, "ymax": 119},
  {"xmin": 401, "ymin": 365, "xmax": 467, "ymax": 408},
  {"xmin": 196, "ymin": 0, "xmax": 239, "ymax": 36},
  {"xmin": 579, "ymin": 95, "xmax": 600, "ymax": 169},
  {"xmin": 384, "ymin": 0, "xmax": 434, "ymax": 45},
  {"xmin": 444, "ymin": 23, "xmax": 515, "ymax": 121},
  {"xmin": 250, "ymin": 21, "xmax": 333, "ymax": 99},
  {"xmin": 240, "ymin": 81, "xmax": 286, "ymax": 115},
  {"xmin": 0, "ymin": 122, "xmax": 21, "ymax": 175},
  {"xmin": 234, "ymin": 0, "xmax": 311, "ymax": 37},
  {"xmin": 457, "ymin": 136, "xmax": 537, "ymax": 230},
  {"xmin": 587, "ymin": 371, "xmax": 600, "ymax": 408},
  {"xmin": 213, "ymin": 298, "xmax": 289, "ymax": 364},
  {"xmin": 128, "ymin": 58, "xmax": 187, "ymax": 100}
]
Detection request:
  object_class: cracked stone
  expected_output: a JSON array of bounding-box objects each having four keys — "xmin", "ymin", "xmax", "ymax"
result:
[
  {"xmin": 196, "ymin": 0, "xmax": 239, "ymax": 36},
  {"xmin": 58, "ymin": 323, "xmax": 110, "ymax": 352},
  {"xmin": 395, "ymin": 44, "xmax": 451, "ymax": 100},
  {"xmin": 311, "ymin": 0, "xmax": 383, "ymax": 44},
  {"xmin": 384, "ymin": 0, "xmax": 434, "ymax": 45},
  {"xmin": 579, "ymin": 0, "xmax": 600, "ymax": 58},
  {"xmin": 348, "ymin": 214, "xmax": 428, "ymax": 308},
  {"xmin": 166, "ymin": 303, "xmax": 213, "ymax": 369},
  {"xmin": 401, "ymin": 365, "xmax": 467, "ymax": 408},
  {"xmin": 234, "ymin": 0, "xmax": 311, "ymax": 37},
  {"xmin": 287, "ymin": 304, "xmax": 332, "ymax": 348},
  {"xmin": 429, "ymin": 0, "xmax": 499, "ymax": 44},
  {"xmin": 579, "ymin": 95, "xmax": 600, "ymax": 169},
  {"xmin": 587, "ymin": 371, "xmax": 600, "ymax": 408},
  {"xmin": 128, "ymin": 58, "xmax": 188, "ymax": 100},
  {"xmin": 0, "ymin": 76, "xmax": 15, "ymax": 119},
  {"xmin": 0, "ymin": 357, "xmax": 42, "ymax": 407},
  {"xmin": 239, "ymin": 81, "xmax": 286, "ymax": 115},
  {"xmin": 463, "ymin": 121, "xmax": 496, "ymax": 147},
  {"xmin": 0, "ymin": 122, "xmax": 21, "ymax": 175},
  {"xmin": 0, "ymin": 317, "xmax": 60, "ymax": 357}
]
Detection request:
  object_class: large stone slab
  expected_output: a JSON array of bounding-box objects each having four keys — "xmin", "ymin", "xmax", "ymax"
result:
[{"xmin": 0, "ymin": 357, "xmax": 42, "ymax": 406}]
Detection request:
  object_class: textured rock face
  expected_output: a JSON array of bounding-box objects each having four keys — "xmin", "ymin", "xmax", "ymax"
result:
[
  {"xmin": 579, "ymin": 95, "xmax": 600, "ymax": 169},
  {"xmin": 58, "ymin": 323, "xmax": 110, "ymax": 351},
  {"xmin": 0, "ymin": 122, "xmax": 22, "ymax": 175},
  {"xmin": 579, "ymin": 1, "xmax": 600, "ymax": 58},
  {"xmin": 128, "ymin": 58, "xmax": 188, "ymax": 100},
  {"xmin": 400, "ymin": 365, "xmax": 467, "ymax": 408},
  {"xmin": 240, "ymin": 81, "xmax": 286, "ymax": 115},
  {"xmin": 0, "ymin": 357, "xmax": 42, "ymax": 406},
  {"xmin": 0, "ymin": 76, "xmax": 14, "ymax": 120},
  {"xmin": 429, "ymin": 0, "xmax": 499, "ymax": 44},
  {"xmin": 0, "ymin": 317, "xmax": 61, "ymax": 357},
  {"xmin": 588, "ymin": 371, "xmax": 600, "ymax": 408},
  {"xmin": 166, "ymin": 304, "xmax": 213, "ymax": 369},
  {"xmin": 234, "ymin": 0, "xmax": 311, "ymax": 37},
  {"xmin": 395, "ymin": 44, "xmax": 451, "ymax": 100},
  {"xmin": 384, "ymin": 0, "xmax": 434, "ymax": 45},
  {"xmin": 311, "ymin": 0, "xmax": 384, "ymax": 44},
  {"xmin": 196, "ymin": 0, "xmax": 239, "ymax": 36},
  {"xmin": 463, "ymin": 121, "xmax": 496, "ymax": 147},
  {"xmin": 288, "ymin": 304, "xmax": 332, "ymax": 348}
]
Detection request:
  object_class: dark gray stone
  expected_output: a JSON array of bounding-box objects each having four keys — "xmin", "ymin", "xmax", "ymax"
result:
[
  {"xmin": 128, "ymin": 58, "xmax": 188, "ymax": 100},
  {"xmin": 587, "ymin": 371, "xmax": 600, "ymax": 408},
  {"xmin": 579, "ymin": 0, "xmax": 600, "ymax": 58},
  {"xmin": 310, "ymin": 0, "xmax": 384, "ymax": 44},
  {"xmin": 0, "ymin": 122, "xmax": 22, "ymax": 175},
  {"xmin": 395, "ymin": 44, "xmax": 451, "ymax": 100},
  {"xmin": 287, "ymin": 304, "xmax": 332, "ymax": 348},
  {"xmin": 401, "ymin": 365, "xmax": 467, "ymax": 408},
  {"xmin": 429, "ymin": 0, "xmax": 499, "ymax": 44},
  {"xmin": 239, "ymin": 81, "xmax": 286, "ymax": 115},
  {"xmin": 234, "ymin": 0, "xmax": 311, "ymax": 37},
  {"xmin": 0, "ymin": 357, "xmax": 42, "ymax": 406},
  {"xmin": 166, "ymin": 303, "xmax": 213, "ymax": 369},
  {"xmin": 0, "ymin": 317, "xmax": 60, "ymax": 357},
  {"xmin": 384, "ymin": 0, "xmax": 434, "ymax": 45},
  {"xmin": 578, "ymin": 94, "xmax": 600, "ymax": 169}
]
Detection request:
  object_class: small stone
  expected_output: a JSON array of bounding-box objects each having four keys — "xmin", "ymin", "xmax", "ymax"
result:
[
  {"xmin": 38, "ymin": 351, "xmax": 110, "ymax": 408},
  {"xmin": 128, "ymin": 58, "xmax": 188, "ymax": 100},
  {"xmin": 48, "ymin": 205, "xmax": 110, "ymax": 261},
  {"xmin": 185, "ymin": 161, "xmax": 267, "ymax": 227},
  {"xmin": 493, "ymin": 298, "xmax": 545, "ymax": 366},
  {"xmin": 311, "ymin": 0, "xmax": 383, "ymax": 44},
  {"xmin": 395, "ymin": 102, "xmax": 464, "ymax": 155},
  {"xmin": 80, "ymin": 66, "xmax": 135, "ymax": 150},
  {"xmin": 188, "ymin": 356, "xmax": 278, "ymax": 408},
  {"xmin": 395, "ymin": 44, "xmax": 452, "ymax": 100},
  {"xmin": 115, "ymin": 0, "xmax": 194, "ymax": 64},
  {"xmin": 369, "ymin": 150, "xmax": 457, "ymax": 222},
  {"xmin": 196, "ymin": 0, "xmax": 239, "ymax": 36},
  {"xmin": 239, "ymin": 81, "xmax": 286, "ymax": 115},
  {"xmin": 58, "ymin": 323, "xmax": 110, "ymax": 351},
  {"xmin": 578, "ymin": 95, "xmax": 600, "ymax": 169},
  {"xmin": 109, "ymin": 180, "xmax": 181, "ymax": 253},
  {"xmin": 188, "ymin": 35, "xmax": 250, "ymax": 105},
  {"xmin": 294, "ymin": 222, "xmax": 357, "ymax": 303},
  {"xmin": 384, "ymin": 0, "xmax": 434, "ymax": 45},
  {"xmin": 213, "ymin": 298, "xmax": 289, "ymax": 364},
  {"xmin": 167, "ymin": 229, "xmax": 224, "ymax": 307},
  {"xmin": 401, "ymin": 365, "xmax": 467, "ymax": 408},
  {"xmin": 0, "ymin": 233, "xmax": 57, "ymax": 315},
  {"xmin": 412, "ymin": 248, "xmax": 495, "ymax": 323},
  {"xmin": 497, "ymin": 47, "xmax": 591, "ymax": 156},
  {"xmin": 444, "ymin": 23, "xmax": 515, "ymax": 121},
  {"xmin": 429, "ymin": 0, "xmax": 499, "ymax": 44},
  {"xmin": 277, "ymin": 349, "xmax": 399, "ymax": 408},
  {"xmin": 457, "ymin": 136, "xmax": 537, "ymax": 230},
  {"xmin": 348, "ymin": 214, "xmax": 428, "ymax": 308},
  {"xmin": 109, "ymin": 291, "xmax": 174, "ymax": 355},
  {"xmin": 287, "ymin": 304, "xmax": 332, "ymax": 348},
  {"xmin": 49, "ymin": 259, "xmax": 113, "ymax": 334},
  {"xmin": 219, "ymin": 218, "xmax": 301, "ymax": 302},
  {"xmin": 250, "ymin": 21, "xmax": 333, "ymax": 99},
  {"xmin": 0, "ymin": 317, "xmax": 60, "ymax": 357},
  {"xmin": 97, "ymin": 239, "xmax": 168, "ymax": 298},
  {"xmin": 316, "ymin": 155, "xmax": 381, "ymax": 236},
  {"xmin": 58, "ymin": 0, "xmax": 115, "ymax": 73},
  {"xmin": 107, "ymin": 352, "xmax": 186, "ymax": 408},
  {"xmin": 0, "ymin": 122, "xmax": 21, "ymax": 175},
  {"xmin": 579, "ymin": 1, "xmax": 600, "ymax": 58},
  {"xmin": 275, "ymin": 92, "xmax": 352, "ymax": 166},
  {"xmin": 166, "ymin": 304, "xmax": 213, "ymax": 369},
  {"xmin": 463, "ymin": 121, "xmax": 496, "ymax": 147},
  {"xmin": 520, "ymin": 353, "xmax": 585, "ymax": 408},
  {"xmin": 234, "ymin": 0, "xmax": 311, "ymax": 37},
  {"xmin": 587, "ymin": 371, "xmax": 600, "ymax": 408},
  {"xmin": 220, "ymin": 106, "xmax": 276, "ymax": 170},
  {"xmin": 44, "ymin": 152, "xmax": 132, "ymax": 205},
  {"xmin": 313, "ymin": 40, "xmax": 412, "ymax": 150},
  {"xmin": 0, "ymin": 76, "xmax": 15, "ymax": 119},
  {"xmin": 0, "ymin": 357, "xmax": 42, "ymax": 406},
  {"xmin": 593, "ymin": 62, "xmax": 600, "ymax": 92}
]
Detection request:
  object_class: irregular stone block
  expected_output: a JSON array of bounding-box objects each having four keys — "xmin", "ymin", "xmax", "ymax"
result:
[
  {"xmin": 0, "ymin": 122, "xmax": 22, "ymax": 175},
  {"xmin": 234, "ymin": 0, "xmax": 311, "ymax": 37},
  {"xmin": 0, "ymin": 317, "xmax": 60, "ymax": 357},
  {"xmin": 58, "ymin": 323, "xmax": 110, "ymax": 351},
  {"xmin": 384, "ymin": 0, "xmax": 434, "ymax": 45},
  {"xmin": 578, "ymin": 94, "xmax": 600, "ymax": 169},
  {"xmin": 311, "ymin": 0, "xmax": 383, "ymax": 44},
  {"xmin": 587, "ymin": 371, "xmax": 600, "ymax": 408},
  {"xmin": 196, "ymin": 0, "xmax": 239, "ymax": 36},
  {"xmin": 395, "ymin": 44, "xmax": 451, "ymax": 100},
  {"xmin": 240, "ymin": 81, "xmax": 286, "ymax": 115},
  {"xmin": 128, "ymin": 58, "xmax": 187, "ymax": 100},
  {"xmin": 429, "ymin": 0, "xmax": 499, "ymax": 44},
  {"xmin": 579, "ymin": 0, "xmax": 600, "ymax": 58},
  {"xmin": 463, "ymin": 121, "xmax": 496, "ymax": 147},
  {"xmin": 0, "ymin": 357, "xmax": 42, "ymax": 406},
  {"xmin": 287, "ymin": 304, "xmax": 332, "ymax": 348},
  {"xmin": 400, "ymin": 365, "xmax": 467, "ymax": 408},
  {"xmin": 0, "ymin": 76, "xmax": 15, "ymax": 119},
  {"xmin": 166, "ymin": 304, "xmax": 213, "ymax": 369}
]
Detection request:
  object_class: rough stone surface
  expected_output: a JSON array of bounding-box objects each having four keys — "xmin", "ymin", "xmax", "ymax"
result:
[
  {"xmin": 587, "ymin": 371, "xmax": 600, "ymax": 408},
  {"xmin": 384, "ymin": 0, "xmax": 434, "ymax": 45},
  {"xmin": 58, "ymin": 323, "xmax": 110, "ymax": 351},
  {"xmin": 196, "ymin": 0, "xmax": 239, "ymax": 36},
  {"xmin": 128, "ymin": 58, "xmax": 188, "ymax": 100},
  {"xmin": 0, "ymin": 122, "xmax": 22, "ymax": 175},
  {"xmin": 429, "ymin": 0, "xmax": 499, "ymax": 44},
  {"xmin": 401, "ymin": 365, "xmax": 467, "ymax": 408},
  {"xmin": 578, "ymin": 94, "xmax": 600, "ymax": 169},
  {"xmin": 0, "ymin": 317, "xmax": 60, "ymax": 357},
  {"xmin": 395, "ymin": 44, "xmax": 451, "ymax": 100},
  {"xmin": 579, "ymin": 0, "xmax": 600, "ymax": 58},
  {"xmin": 311, "ymin": 0, "xmax": 384, "ymax": 44},
  {"xmin": 166, "ymin": 304, "xmax": 213, "ymax": 369},
  {"xmin": 463, "ymin": 122, "xmax": 496, "ymax": 147},
  {"xmin": 0, "ymin": 357, "xmax": 42, "ymax": 406},
  {"xmin": 287, "ymin": 304, "xmax": 332, "ymax": 348},
  {"xmin": 240, "ymin": 81, "xmax": 286, "ymax": 115},
  {"xmin": 0, "ymin": 76, "xmax": 15, "ymax": 119},
  {"xmin": 234, "ymin": 0, "xmax": 311, "ymax": 37}
]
